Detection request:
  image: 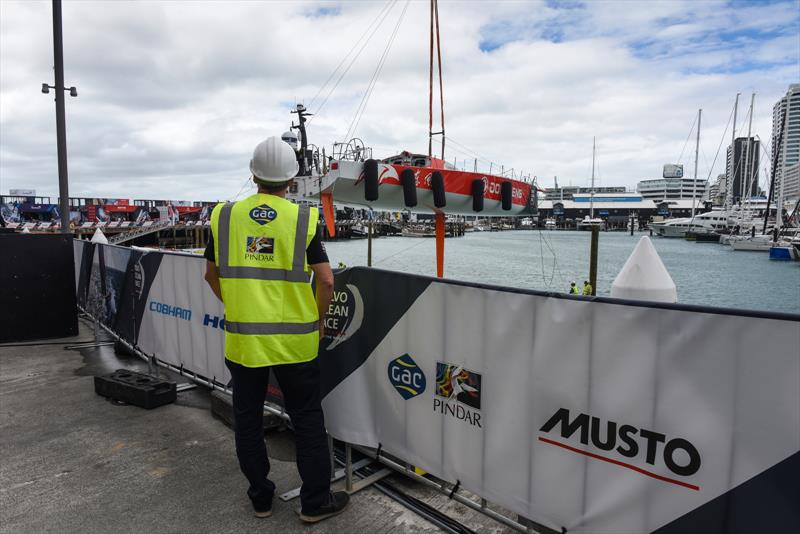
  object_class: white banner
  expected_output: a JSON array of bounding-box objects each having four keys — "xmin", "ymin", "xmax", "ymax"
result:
[
  {"xmin": 136, "ymin": 250, "xmax": 229, "ymax": 384},
  {"xmin": 78, "ymin": 245, "xmax": 800, "ymax": 533}
]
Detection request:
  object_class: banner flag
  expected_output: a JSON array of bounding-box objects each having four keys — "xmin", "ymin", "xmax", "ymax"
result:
[
  {"xmin": 72, "ymin": 240, "xmax": 94, "ymax": 307},
  {"xmin": 78, "ymin": 243, "xmax": 800, "ymax": 533}
]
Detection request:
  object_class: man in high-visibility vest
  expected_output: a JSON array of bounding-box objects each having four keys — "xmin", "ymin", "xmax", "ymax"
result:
[
  {"xmin": 204, "ymin": 137, "xmax": 347, "ymax": 523},
  {"xmin": 569, "ymin": 281, "xmax": 579, "ymax": 295},
  {"xmin": 583, "ymin": 280, "xmax": 593, "ymax": 296}
]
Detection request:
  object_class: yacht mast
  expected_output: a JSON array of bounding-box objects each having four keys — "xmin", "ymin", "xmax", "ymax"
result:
[
  {"xmin": 692, "ymin": 108, "xmax": 701, "ymax": 219},
  {"xmin": 590, "ymin": 136, "xmax": 595, "ymax": 219},
  {"xmin": 726, "ymin": 93, "xmax": 740, "ymax": 210},
  {"xmin": 743, "ymin": 93, "xmax": 755, "ymax": 203}
]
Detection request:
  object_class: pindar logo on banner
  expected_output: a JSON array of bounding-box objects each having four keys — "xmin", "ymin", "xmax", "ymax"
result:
[
  {"xmin": 249, "ymin": 204, "xmax": 277, "ymax": 226},
  {"xmin": 433, "ymin": 363, "xmax": 483, "ymax": 428},
  {"xmin": 324, "ymin": 283, "xmax": 364, "ymax": 350},
  {"xmin": 435, "ymin": 363, "xmax": 481, "ymax": 409},
  {"xmin": 388, "ymin": 354, "xmax": 426, "ymax": 399}
]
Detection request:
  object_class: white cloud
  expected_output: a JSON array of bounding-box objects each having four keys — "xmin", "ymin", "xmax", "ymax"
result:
[{"xmin": 0, "ymin": 0, "xmax": 797, "ymax": 201}]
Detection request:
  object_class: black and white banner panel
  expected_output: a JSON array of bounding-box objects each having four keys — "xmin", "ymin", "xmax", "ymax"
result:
[{"xmin": 74, "ymin": 242, "xmax": 800, "ymax": 533}]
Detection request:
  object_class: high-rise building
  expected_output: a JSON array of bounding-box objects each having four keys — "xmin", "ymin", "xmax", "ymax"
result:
[
  {"xmin": 725, "ymin": 137, "xmax": 759, "ymax": 203},
  {"xmin": 708, "ymin": 174, "xmax": 726, "ymax": 205},
  {"xmin": 772, "ymin": 84, "xmax": 800, "ymax": 201}
]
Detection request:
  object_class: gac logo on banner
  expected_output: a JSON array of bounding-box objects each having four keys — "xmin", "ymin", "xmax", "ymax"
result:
[
  {"xmin": 538, "ymin": 408, "xmax": 702, "ymax": 491},
  {"xmin": 433, "ymin": 363, "xmax": 482, "ymax": 428},
  {"xmin": 249, "ymin": 204, "xmax": 277, "ymax": 226},
  {"xmin": 323, "ymin": 283, "xmax": 363, "ymax": 350},
  {"xmin": 388, "ymin": 354, "xmax": 426, "ymax": 399}
]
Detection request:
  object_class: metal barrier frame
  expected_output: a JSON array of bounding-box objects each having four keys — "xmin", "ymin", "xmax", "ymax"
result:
[{"xmin": 79, "ymin": 305, "xmax": 557, "ymax": 534}]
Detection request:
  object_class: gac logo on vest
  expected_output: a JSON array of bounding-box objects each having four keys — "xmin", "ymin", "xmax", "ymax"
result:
[
  {"xmin": 249, "ymin": 204, "xmax": 277, "ymax": 225},
  {"xmin": 388, "ymin": 354, "xmax": 426, "ymax": 399}
]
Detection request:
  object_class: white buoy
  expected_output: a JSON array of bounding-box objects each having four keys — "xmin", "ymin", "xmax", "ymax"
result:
[
  {"xmin": 90, "ymin": 228, "xmax": 108, "ymax": 244},
  {"xmin": 611, "ymin": 236, "xmax": 677, "ymax": 303}
]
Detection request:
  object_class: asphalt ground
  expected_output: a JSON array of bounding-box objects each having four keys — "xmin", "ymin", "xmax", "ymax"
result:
[{"xmin": 0, "ymin": 321, "xmax": 515, "ymax": 534}]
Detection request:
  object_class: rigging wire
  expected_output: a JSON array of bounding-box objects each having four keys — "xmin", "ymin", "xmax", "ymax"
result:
[
  {"xmin": 373, "ymin": 234, "xmax": 429, "ymax": 266},
  {"xmin": 446, "ymin": 137, "xmax": 509, "ymax": 176},
  {"xmin": 230, "ymin": 174, "xmax": 255, "ymax": 201},
  {"xmin": 675, "ymin": 114, "xmax": 698, "ymax": 166},
  {"xmin": 306, "ymin": 0, "xmax": 395, "ymax": 112},
  {"xmin": 344, "ymin": 0, "xmax": 411, "ymax": 141},
  {"xmin": 309, "ymin": 0, "xmax": 399, "ymax": 124}
]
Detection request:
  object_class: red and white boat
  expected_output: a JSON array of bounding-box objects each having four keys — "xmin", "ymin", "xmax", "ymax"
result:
[{"xmin": 297, "ymin": 150, "xmax": 534, "ymax": 217}]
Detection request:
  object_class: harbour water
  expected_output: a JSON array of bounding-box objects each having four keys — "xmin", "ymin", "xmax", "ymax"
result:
[{"xmin": 325, "ymin": 230, "xmax": 800, "ymax": 315}]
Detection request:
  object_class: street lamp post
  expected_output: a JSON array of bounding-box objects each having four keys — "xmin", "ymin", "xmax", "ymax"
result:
[{"xmin": 41, "ymin": 0, "xmax": 77, "ymax": 234}]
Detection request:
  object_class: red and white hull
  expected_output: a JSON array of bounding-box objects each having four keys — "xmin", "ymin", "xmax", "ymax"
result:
[{"xmin": 297, "ymin": 160, "xmax": 533, "ymax": 217}]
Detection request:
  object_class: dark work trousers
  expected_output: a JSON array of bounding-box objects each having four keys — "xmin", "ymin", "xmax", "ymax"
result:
[{"xmin": 225, "ymin": 358, "xmax": 331, "ymax": 512}]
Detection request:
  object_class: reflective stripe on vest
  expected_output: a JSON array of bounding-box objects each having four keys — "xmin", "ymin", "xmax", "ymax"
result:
[
  {"xmin": 217, "ymin": 201, "xmax": 311, "ymax": 282},
  {"xmin": 225, "ymin": 320, "xmax": 319, "ymax": 335}
]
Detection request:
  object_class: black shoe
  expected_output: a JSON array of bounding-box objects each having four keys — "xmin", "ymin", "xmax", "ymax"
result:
[
  {"xmin": 299, "ymin": 491, "xmax": 350, "ymax": 523},
  {"xmin": 253, "ymin": 503, "xmax": 272, "ymax": 518}
]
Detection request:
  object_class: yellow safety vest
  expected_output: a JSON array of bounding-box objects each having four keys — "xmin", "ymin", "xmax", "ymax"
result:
[
  {"xmin": 583, "ymin": 284, "xmax": 592, "ymax": 296},
  {"xmin": 210, "ymin": 194, "xmax": 320, "ymax": 367}
]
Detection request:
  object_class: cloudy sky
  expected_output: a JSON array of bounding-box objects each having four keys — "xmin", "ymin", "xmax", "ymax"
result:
[{"xmin": 1, "ymin": 0, "xmax": 798, "ymax": 202}]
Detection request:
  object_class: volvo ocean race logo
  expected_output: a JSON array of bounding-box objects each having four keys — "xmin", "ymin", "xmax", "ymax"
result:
[
  {"xmin": 388, "ymin": 354, "xmax": 426, "ymax": 400},
  {"xmin": 323, "ymin": 283, "xmax": 363, "ymax": 350},
  {"xmin": 538, "ymin": 408, "xmax": 701, "ymax": 490},
  {"xmin": 433, "ymin": 363, "xmax": 482, "ymax": 427},
  {"xmin": 249, "ymin": 204, "xmax": 277, "ymax": 225}
]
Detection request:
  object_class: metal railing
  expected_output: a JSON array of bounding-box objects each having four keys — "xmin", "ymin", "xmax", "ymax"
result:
[{"xmin": 108, "ymin": 220, "xmax": 172, "ymax": 244}]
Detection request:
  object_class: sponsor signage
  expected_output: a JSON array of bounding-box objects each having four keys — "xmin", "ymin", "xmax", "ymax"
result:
[
  {"xmin": 433, "ymin": 362, "xmax": 482, "ymax": 427},
  {"xmin": 9, "ymin": 188, "xmax": 35, "ymax": 196},
  {"xmin": 249, "ymin": 204, "xmax": 277, "ymax": 226},
  {"xmin": 538, "ymin": 407, "xmax": 701, "ymax": 490},
  {"xmin": 323, "ymin": 283, "xmax": 363, "ymax": 350},
  {"xmin": 388, "ymin": 354, "xmax": 426, "ymax": 399},
  {"xmin": 663, "ymin": 164, "xmax": 684, "ymax": 178}
]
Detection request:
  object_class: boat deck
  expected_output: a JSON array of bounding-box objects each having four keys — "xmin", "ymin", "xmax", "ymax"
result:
[{"xmin": 0, "ymin": 321, "xmax": 513, "ymax": 533}]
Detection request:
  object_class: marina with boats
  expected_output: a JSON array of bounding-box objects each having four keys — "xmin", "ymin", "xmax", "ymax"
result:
[{"xmin": 1, "ymin": 1, "xmax": 799, "ymax": 534}]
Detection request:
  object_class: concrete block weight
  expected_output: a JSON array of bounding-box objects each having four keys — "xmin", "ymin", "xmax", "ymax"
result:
[
  {"xmin": 210, "ymin": 390, "xmax": 285, "ymax": 432},
  {"xmin": 94, "ymin": 369, "xmax": 176, "ymax": 409}
]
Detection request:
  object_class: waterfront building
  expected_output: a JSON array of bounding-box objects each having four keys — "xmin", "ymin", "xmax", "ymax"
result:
[
  {"xmin": 725, "ymin": 137, "xmax": 759, "ymax": 203},
  {"xmin": 636, "ymin": 177, "xmax": 707, "ymax": 201},
  {"xmin": 543, "ymin": 185, "xmax": 625, "ymax": 201},
  {"xmin": 772, "ymin": 84, "xmax": 800, "ymax": 201},
  {"xmin": 537, "ymin": 192, "xmax": 707, "ymax": 229}
]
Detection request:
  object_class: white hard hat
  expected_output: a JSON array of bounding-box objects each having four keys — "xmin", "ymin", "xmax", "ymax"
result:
[
  {"xmin": 250, "ymin": 137, "xmax": 299, "ymax": 183},
  {"xmin": 281, "ymin": 130, "xmax": 299, "ymax": 150}
]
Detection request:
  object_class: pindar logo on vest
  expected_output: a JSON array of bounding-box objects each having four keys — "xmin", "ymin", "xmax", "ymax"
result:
[{"xmin": 249, "ymin": 204, "xmax": 277, "ymax": 225}]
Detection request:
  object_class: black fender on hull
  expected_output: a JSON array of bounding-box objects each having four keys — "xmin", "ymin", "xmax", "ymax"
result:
[
  {"xmin": 501, "ymin": 181, "xmax": 512, "ymax": 211},
  {"xmin": 431, "ymin": 171, "xmax": 446, "ymax": 208},
  {"xmin": 401, "ymin": 168, "xmax": 418, "ymax": 208},
  {"xmin": 364, "ymin": 159, "xmax": 379, "ymax": 201},
  {"xmin": 472, "ymin": 179, "xmax": 484, "ymax": 212}
]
